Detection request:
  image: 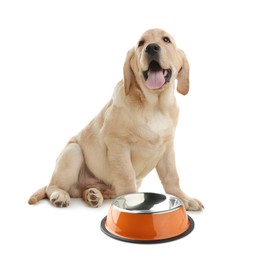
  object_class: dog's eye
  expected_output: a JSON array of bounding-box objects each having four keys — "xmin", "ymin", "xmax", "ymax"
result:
[
  {"xmin": 138, "ymin": 40, "xmax": 144, "ymax": 47},
  {"xmin": 163, "ymin": 36, "xmax": 171, "ymax": 43}
]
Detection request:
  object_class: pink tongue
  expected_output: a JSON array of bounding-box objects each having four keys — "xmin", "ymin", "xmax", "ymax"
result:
[{"xmin": 145, "ymin": 70, "xmax": 165, "ymax": 89}]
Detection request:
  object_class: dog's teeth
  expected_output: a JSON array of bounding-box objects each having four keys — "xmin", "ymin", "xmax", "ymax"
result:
[{"xmin": 163, "ymin": 70, "xmax": 168, "ymax": 76}]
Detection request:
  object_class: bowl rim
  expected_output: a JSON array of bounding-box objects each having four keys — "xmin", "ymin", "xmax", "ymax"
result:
[{"xmin": 111, "ymin": 192, "xmax": 184, "ymax": 214}]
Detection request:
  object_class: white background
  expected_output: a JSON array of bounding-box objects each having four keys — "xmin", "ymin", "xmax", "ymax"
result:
[{"xmin": 1, "ymin": 0, "xmax": 254, "ymax": 259}]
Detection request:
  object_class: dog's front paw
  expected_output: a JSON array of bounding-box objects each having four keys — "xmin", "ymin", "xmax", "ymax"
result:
[
  {"xmin": 50, "ymin": 190, "xmax": 70, "ymax": 208},
  {"xmin": 83, "ymin": 188, "xmax": 103, "ymax": 208},
  {"xmin": 181, "ymin": 197, "xmax": 204, "ymax": 211}
]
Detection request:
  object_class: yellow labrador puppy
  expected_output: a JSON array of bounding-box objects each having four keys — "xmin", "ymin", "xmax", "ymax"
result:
[{"xmin": 28, "ymin": 28, "xmax": 203, "ymax": 211}]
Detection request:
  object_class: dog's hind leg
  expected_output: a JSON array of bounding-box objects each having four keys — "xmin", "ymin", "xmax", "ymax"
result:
[{"xmin": 46, "ymin": 139, "xmax": 84, "ymax": 207}]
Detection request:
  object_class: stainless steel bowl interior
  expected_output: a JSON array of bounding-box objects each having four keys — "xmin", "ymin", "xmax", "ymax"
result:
[{"xmin": 112, "ymin": 193, "xmax": 183, "ymax": 213}]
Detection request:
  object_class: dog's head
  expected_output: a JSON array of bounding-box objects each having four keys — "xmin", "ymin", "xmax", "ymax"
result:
[{"xmin": 124, "ymin": 28, "xmax": 189, "ymax": 96}]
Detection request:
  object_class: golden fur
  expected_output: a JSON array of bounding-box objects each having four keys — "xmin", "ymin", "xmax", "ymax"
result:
[{"xmin": 28, "ymin": 28, "xmax": 203, "ymax": 210}]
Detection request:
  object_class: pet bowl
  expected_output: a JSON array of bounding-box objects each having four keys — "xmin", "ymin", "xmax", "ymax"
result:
[{"xmin": 100, "ymin": 192, "xmax": 194, "ymax": 243}]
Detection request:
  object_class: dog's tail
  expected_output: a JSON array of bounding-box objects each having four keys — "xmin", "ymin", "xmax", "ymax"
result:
[{"xmin": 28, "ymin": 186, "xmax": 47, "ymax": 205}]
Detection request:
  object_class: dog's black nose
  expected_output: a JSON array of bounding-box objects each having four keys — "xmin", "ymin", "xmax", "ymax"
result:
[{"xmin": 145, "ymin": 43, "xmax": 161, "ymax": 56}]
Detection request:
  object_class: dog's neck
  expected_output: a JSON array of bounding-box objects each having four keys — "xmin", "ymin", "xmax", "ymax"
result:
[
  {"xmin": 132, "ymin": 80, "xmax": 177, "ymax": 112},
  {"xmin": 113, "ymin": 79, "xmax": 177, "ymax": 113},
  {"xmin": 142, "ymin": 83, "xmax": 177, "ymax": 110}
]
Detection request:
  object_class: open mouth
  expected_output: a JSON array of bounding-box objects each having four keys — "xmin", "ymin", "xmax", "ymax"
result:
[{"xmin": 143, "ymin": 61, "xmax": 172, "ymax": 90}]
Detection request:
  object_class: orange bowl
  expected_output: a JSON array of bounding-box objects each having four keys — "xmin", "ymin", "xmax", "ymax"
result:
[{"xmin": 101, "ymin": 192, "xmax": 194, "ymax": 243}]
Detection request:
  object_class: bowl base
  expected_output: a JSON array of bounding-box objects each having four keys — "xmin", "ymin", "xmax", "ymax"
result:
[{"xmin": 100, "ymin": 215, "xmax": 194, "ymax": 244}]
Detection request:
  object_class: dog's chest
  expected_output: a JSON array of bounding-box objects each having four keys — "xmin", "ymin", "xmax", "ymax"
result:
[
  {"xmin": 147, "ymin": 112, "xmax": 171, "ymax": 135},
  {"xmin": 130, "ymin": 111, "xmax": 173, "ymax": 176},
  {"xmin": 142, "ymin": 110, "xmax": 173, "ymax": 141},
  {"xmin": 130, "ymin": 110, "xmax": 174, "ymax": 155}
]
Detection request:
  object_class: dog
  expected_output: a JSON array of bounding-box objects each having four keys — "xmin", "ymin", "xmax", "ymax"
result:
[{"xmin": 28, "ymin": 28, "xmax": 203, "ymax": 211}]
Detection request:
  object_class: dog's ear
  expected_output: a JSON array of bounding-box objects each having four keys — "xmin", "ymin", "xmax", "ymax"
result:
[
  {"xmin": 123, "ymin": 48, "xmax": 135, "ymax": 95},
  {"xmin": 177, "ymin": 49, "xmax": 190, "ymax": 95}
]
